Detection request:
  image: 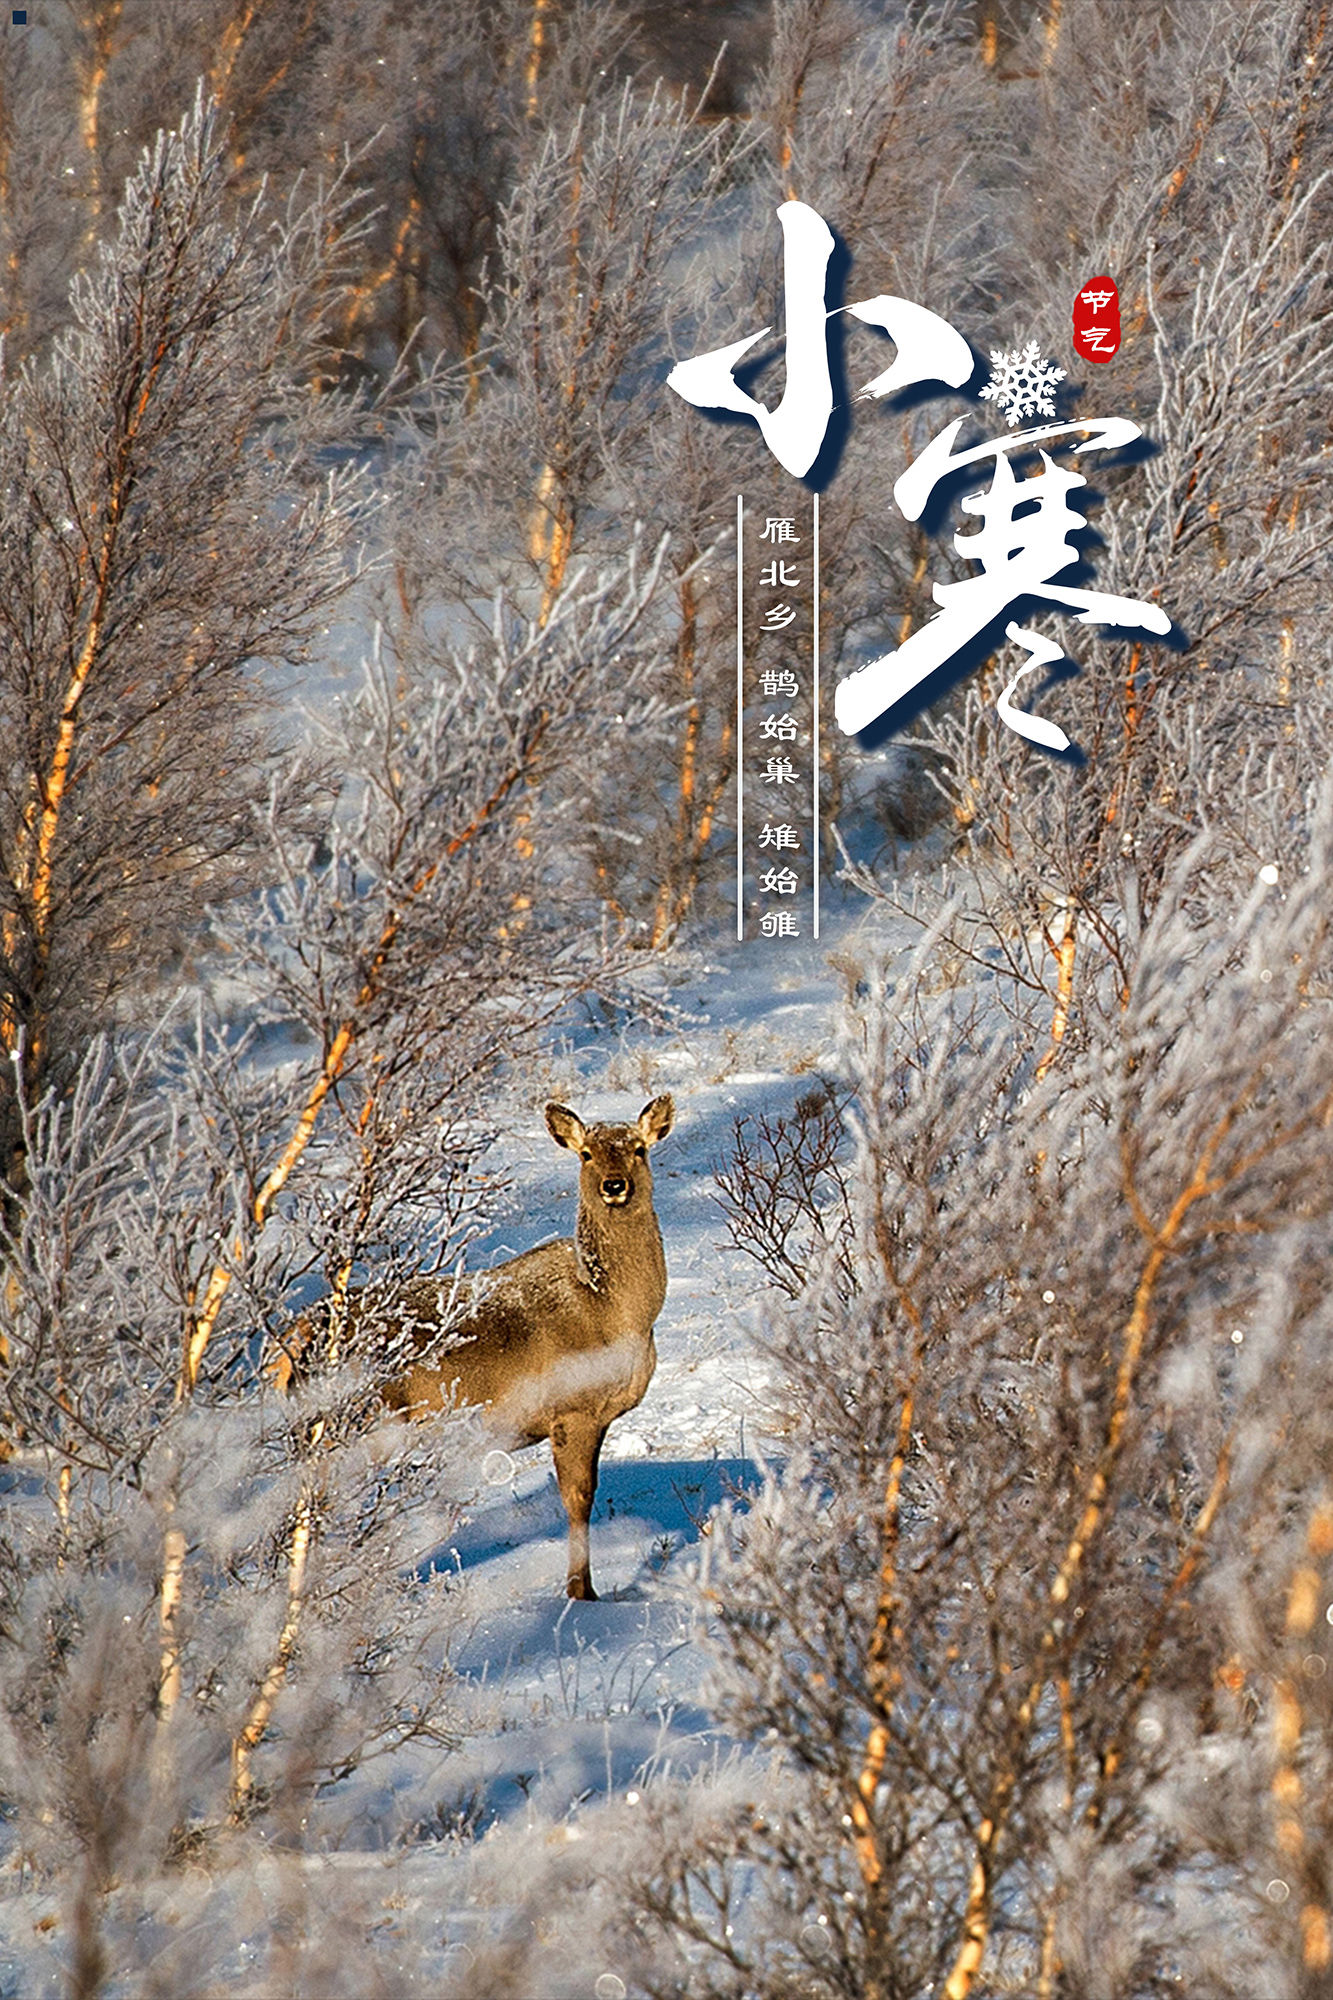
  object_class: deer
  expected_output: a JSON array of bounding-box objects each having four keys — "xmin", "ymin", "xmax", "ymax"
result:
[{"xmin": 284, "ymin": 1095, "xmax": 675, "ymax": 1600}]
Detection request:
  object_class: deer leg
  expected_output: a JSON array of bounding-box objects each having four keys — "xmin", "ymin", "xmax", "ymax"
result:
[{"xmin": 550, "ymin": 1412, "xmax": 606, "ymax": 1600}]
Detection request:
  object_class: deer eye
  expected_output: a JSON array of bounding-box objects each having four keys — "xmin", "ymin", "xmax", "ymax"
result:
[
  {"xmin": 634, "ymin": 1144, "xmax": 646, "ymax": 1158},
  {"xmin": 580, "ymin": 1149, "xmax": 592, "ymax": 1161}
]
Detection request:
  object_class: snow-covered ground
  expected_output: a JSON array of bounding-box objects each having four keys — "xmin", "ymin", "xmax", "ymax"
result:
[
  {"xmin": 360, "ymin": 899, "xmax": 897, "ymax": 1822},
  {"xmin": 0, "ymin": 876, "xmax": 917, "ymax": 1998}
]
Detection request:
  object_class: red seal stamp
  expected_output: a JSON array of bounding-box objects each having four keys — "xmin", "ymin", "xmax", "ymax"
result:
[{"xmin": 1072, "ymin": 274, "xmax": 1120, "ymax": 363}]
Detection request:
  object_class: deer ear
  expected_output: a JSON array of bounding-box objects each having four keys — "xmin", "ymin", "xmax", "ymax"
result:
[
  {"xmin": 545, "ymin": 1103, "xmax": 587, "ymax": 1150},
  {"xmin": 637, "ymin": 1094, "xmax": 675, "ymax": 1146}
]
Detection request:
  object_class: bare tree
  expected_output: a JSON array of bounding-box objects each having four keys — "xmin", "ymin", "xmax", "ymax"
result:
[
  {"xmin": 846, "ymin": 0, "xmax": 1333, "ymax": 1087},
  {"xmin": 0, "ymin": 0, "xmax": 713, "ymax": 375},
  {"xmin": 0, "ymin": 430, "xmax": 680, "ymax": 2000},
  {"xmin": 0, "ymin": 1026, "xmax": 467, "ymax": 1998},
  {"xmin": 0, "ymin": 90, "xmax": 374, "ymax": 1210},
  {"xmin": 599, "ymin": 779, "xmax": 1333, "ymax": 2000}
]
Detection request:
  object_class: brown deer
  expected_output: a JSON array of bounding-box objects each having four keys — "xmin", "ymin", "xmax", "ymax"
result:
[{"xmin": 354, "ymin": 1094, "xmax": 675, "ymax": 1600}]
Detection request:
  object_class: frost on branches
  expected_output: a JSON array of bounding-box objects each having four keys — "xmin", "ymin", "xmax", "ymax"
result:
[{"xmin": 979, "ymin": 340, "xmax": 1068, "ymax": 427}]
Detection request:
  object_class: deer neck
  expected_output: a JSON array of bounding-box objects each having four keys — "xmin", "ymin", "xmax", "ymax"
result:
[{"xmin": 574, "ymin": 1189, "xmax": 665, "ymax": 1318}]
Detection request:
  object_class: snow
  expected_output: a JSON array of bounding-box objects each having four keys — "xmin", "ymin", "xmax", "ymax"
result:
[
  {"xmin": 342, "ymin": 898, "xmax": 903, "ymax": 1851},
  {"xmin": 0, "ymin": 854, "xmax": 919, "ymax": 1997}
]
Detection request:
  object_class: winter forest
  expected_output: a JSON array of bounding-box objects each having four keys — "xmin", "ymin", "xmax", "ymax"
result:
[{"xmin": 1, "ymin": 1, "xmax": 1332, "ymax": 1995}]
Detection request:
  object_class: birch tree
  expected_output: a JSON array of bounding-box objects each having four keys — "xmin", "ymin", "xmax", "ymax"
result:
[
  {"xmin": 0, "ymin": 92, "xmax": 372, "ymax": 1211},
  {"xmin": 850, "ymin": 0, "xmax": 1333, "ymax": 1083}
]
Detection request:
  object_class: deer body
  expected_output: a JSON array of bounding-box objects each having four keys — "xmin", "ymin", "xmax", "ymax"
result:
[{"xmin": 380, "ymin": 1095, "xmax": 674, "ymax": 1599}]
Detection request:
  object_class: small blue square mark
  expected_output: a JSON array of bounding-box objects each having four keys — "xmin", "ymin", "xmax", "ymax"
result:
[{"xmin": 11, "ymin": 9, "xmax": 27, "ymax": 22}]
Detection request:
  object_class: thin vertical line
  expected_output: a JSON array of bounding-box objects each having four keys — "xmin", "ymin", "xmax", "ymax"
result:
[
  {"xmin": 813, "ymin": 491, "xmax": 820, "ymax": 941},
  {"xmin": 736, "ymin": 494, "xmax": 744, "ymax": 941}
]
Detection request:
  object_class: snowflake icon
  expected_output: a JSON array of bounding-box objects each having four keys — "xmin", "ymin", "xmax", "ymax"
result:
[{"xmin": 979, "ymin": 341, "xmax": 1067, "ymax": 427}]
